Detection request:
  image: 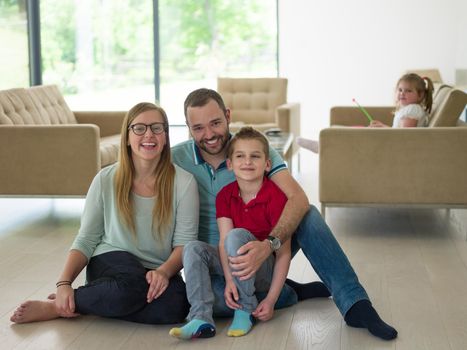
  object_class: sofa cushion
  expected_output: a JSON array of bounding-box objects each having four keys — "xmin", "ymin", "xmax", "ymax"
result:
[
  {"xmin": 28, "ymin": 85, "xmax": 77, "ymax": 124},
  {"xmin": 0, "ymin": 88, "xmax": 47, "ymax": 125},
  {"xmin": 218, "ymin": 78, "xmax": 287, "ymax": 125},
  {"xmin": 100, "ymin": 134, "xmax": 120, "ymax": 167}
]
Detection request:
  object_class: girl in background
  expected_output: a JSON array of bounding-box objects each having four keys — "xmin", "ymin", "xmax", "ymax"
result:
[{"xmin": 296, "ymin": 73, "xmax": 435, "ymax": 153}]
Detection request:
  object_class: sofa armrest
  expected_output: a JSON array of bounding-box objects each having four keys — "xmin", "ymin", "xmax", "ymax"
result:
[
  {"xmin": 277, "ymin": 102, "xmax": 300, "ymax": 155},
  {"xmin": 330, "ymin": 106, "xmax": 394, "ymax": 126},
  {"xmin": 74, "ymin": 111, "xmax": 126, "ymax": 137},
  {"xmin": 319, "ymin": 127, "xmax": 467, "ymax": 205},
  {"xmin": 0, "ymin": 124, "xmax": 100, "ymax": 196},
  {"xmin": 276, "ymin": 103, "xmax": 299, "ymax": 132}
]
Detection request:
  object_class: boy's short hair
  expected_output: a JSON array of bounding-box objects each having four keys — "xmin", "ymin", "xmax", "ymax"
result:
[{"xmin": 227, "ymin": 126, "xmax": 270, "ymax": 159}]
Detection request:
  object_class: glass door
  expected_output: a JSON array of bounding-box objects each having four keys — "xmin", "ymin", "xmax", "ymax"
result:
[
  {"xmin": 38, "ymin": 0, "xmax": 278, "ymax": 124},
  {"xmin": 0, "ymin": 0, "xmax": 29, "ymax": 89},
  {"xmin": 158, "ymin": 0, "xmax": 278, "ymax": 124},
  {"xmin": 40, "ymin": 0, "xmax": 155, "ymax": 111}
]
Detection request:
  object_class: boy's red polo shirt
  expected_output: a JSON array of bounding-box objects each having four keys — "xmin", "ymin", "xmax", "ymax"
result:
[{"xmin": 215, "ymin": 177, "xmax": 287, "ymax": 241}]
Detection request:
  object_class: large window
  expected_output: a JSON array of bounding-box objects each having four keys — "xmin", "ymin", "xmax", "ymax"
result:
[
  {"xmin": 0, "ymin": 0, "xmax": 29, "ymax": 89},
  {"xmin": 6, "ymin": 0, "xmax": 278, "ymax": 124},
  {"xmin": 159, "ymin": 0, "xmax": 278, "ymax": 123},
  {"xmin": 40, "ymin": 0, "xmax": 155, "ymax": 112}
]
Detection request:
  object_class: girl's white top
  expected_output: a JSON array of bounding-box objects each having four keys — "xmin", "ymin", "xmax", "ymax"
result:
[{"xmin": 392, "ymin": 104, "xmax": 428, "ymax": 127}]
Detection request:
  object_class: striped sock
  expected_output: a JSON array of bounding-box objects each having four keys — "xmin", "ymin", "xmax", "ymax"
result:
[{"xmin": 169, "ymin": 319, "xmax": 216, "ymax": 340}]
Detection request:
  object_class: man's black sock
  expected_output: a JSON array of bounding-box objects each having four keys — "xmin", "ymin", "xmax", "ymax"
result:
[
  {"xmin": 344, "ymin": 299, "xmax": 398, "ymax": 341},
  {"xmin": 285, "ymin": 278, "xmax": 331, "ymax": 301}
]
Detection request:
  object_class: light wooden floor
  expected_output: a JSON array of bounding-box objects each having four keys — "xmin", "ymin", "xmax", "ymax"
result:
[{"xmin": 1, "ymin": 153, "xmax": 467, "ymax": 349}]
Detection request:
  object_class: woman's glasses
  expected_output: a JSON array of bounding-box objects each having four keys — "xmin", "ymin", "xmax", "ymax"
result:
[{"xmin": 128, "ymin": 123, "xmax": 166, "ymax": 135}]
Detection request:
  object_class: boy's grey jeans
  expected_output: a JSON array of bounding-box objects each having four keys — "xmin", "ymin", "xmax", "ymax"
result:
[{"xmin": 183, "ymin": 229, "xmax": 276, "ymax": 324}]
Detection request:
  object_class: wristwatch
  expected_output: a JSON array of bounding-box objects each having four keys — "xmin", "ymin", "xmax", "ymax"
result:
[{"xmin": 267, "ymin": 236, "xmax": 282, "ymax": 251}]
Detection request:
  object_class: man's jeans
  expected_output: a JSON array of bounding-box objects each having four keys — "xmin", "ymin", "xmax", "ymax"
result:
[
  {"xmin": 183, "ymin": 205, "xmax": 368, "ymax": 324},
  {"xmin": 291, "ymin": 205, "xmax": 368, "ymax": 315}
]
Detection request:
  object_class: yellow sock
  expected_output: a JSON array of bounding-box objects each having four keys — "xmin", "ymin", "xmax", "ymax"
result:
[{"xmin": 227, "ymin": 310, "xmax": 253, "ymax": 337}]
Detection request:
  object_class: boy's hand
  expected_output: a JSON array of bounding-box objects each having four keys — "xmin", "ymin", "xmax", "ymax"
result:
[
  {"xmin": 252, "ymin": 299, "xmax": 274, "ymax": 321},
  {"xmin": 229, "ymin": 240, "xmax": 271, "ymax": 280},
  {"xmin": 224, "ymin": 280, "xmax": 241, "ymax": 310}
]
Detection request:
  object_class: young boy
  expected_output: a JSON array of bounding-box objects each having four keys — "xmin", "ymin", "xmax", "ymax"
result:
[
  {"xmin": 170, "ymin": 127, "xmax": 292, "ymax": 339},
  {"xmin": 216, "ymin": 126, "xmax": 292, "ymax": 336}
]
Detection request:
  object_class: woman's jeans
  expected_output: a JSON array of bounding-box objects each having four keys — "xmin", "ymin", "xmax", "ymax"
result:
[
  {"xmin": 74, "ymin": 251, "xmax": 189, "ymax": 324},
  {"xmin": 183, "ymin": 205, "xmax": 369, "ymax": 324}
]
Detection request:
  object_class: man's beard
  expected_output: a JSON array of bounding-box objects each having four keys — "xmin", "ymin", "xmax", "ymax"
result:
[{"xmin": 198, "ymin": 133, "xmax": 229, "ymax": 156}]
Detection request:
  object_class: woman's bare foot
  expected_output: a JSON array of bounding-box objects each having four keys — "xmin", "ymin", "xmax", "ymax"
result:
[{"xmin": 10, "ymin": 300, "xmax": 62, "ymax": 324}]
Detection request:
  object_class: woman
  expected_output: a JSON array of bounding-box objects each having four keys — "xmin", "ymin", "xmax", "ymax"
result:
[{"xmin": 10, "ymin": 102, "xmax": 199, "ymax": 324}]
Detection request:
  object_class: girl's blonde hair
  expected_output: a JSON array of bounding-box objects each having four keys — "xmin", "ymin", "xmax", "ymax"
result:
[
  {"xmin": 396, "ymin": 73, "xmax": 435, "ymax": 113},
  {"xmin": 115, "ymin": 102, "xmax": 175, "ymax": 237}
]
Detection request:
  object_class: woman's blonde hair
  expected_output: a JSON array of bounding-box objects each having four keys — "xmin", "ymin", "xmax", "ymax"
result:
[{"xmin": 115, "ymin": 102, "xmax": 175, "ymax": 237}]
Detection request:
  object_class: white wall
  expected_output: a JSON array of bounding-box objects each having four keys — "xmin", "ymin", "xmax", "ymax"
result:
[{"xmin": 279, "ymin": 0, "xmax": 465, "ymax": 138}]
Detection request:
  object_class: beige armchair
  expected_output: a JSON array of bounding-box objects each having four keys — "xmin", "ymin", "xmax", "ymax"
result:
[{"xmin": 217, "ymin": 77, "xmax": 300, "ymax": 163}]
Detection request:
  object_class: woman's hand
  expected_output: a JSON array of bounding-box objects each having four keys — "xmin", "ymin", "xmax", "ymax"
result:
[
  {"xmin": 224, "ymin": 280, "xmax": 241, "ymax": 310},
  {"xmin": 146, "ymin": 269, "xmax": 169, "ymax": 302},
  {"xmin": 252, "ymin": 298, "xmax": 275, "ymax": 321},
  {"xmin": 55, "ymin": 285, "xmax": 79, "ymax": 318}
]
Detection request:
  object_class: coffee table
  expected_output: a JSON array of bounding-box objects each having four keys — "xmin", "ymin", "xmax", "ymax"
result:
[{"xmin": 266, "ymin": 132, "xmax": 294, "ymax": 170}]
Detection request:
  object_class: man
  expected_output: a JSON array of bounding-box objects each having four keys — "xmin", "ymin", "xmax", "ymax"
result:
[{"xmin": 171, "ymin": 88, "xmax": 397, "ymax": 341}]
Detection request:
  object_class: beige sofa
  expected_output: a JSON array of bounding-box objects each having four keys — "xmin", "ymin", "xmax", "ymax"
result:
[
  {"xmin": 0, "ymin": 85, "xmax": 125, "ymax": 196},
  {"xmin": 319, "ymin": 85, "xmax": 467, "ymax": 217}
]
